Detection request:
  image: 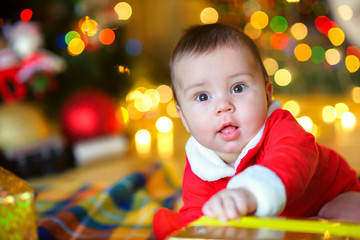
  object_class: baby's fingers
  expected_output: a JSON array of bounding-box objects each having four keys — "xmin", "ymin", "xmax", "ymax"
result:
[{"xmin": 202, "ymin": 195, "xmax": 227, "ymax": 220}]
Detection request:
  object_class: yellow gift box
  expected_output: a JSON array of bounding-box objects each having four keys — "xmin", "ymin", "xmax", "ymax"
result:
[{"xmin": 0, "ymin": 166, "xmax": 38, "ymax": 240}]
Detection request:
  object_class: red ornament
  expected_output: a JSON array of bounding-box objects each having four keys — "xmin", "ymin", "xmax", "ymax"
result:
[
  {"xmin": 60, "ymin": 89, "xmax": 123, "ymax": 142},
  {"xmin": 20, "ymin": 9, "xmax": 33, "ymax": 22}
]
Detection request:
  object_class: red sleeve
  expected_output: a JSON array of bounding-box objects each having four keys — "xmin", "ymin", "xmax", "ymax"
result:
[
  {"xmin": 179, "ymin": 158, "xmax": 221, "ymax": 226},
  {"xmin": 259, "ymin": 109, "xmax": 319, "ymax": 205}
]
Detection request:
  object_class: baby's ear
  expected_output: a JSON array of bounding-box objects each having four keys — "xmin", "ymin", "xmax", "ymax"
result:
[
  {"xmin": 266, "ymin": 83, "xmax": 273, "ymax": 105},
  {"xmin": 176, "ymin": 105, "xmax": 190, "ymax": 132}
]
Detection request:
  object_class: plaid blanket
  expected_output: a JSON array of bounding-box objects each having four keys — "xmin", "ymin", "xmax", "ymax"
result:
[{"xmin": 35, "ymin": 163, "xmax": 182, "ymax": 240}]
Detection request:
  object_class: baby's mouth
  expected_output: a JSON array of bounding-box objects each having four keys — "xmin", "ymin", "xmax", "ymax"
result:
[
  {"xmin": 217, "ymin": 123, "xmax": 240, "ymax": 140},
  {"xmin": 219, "ymin": 125, "xmax": 238, "ymax": 134}
]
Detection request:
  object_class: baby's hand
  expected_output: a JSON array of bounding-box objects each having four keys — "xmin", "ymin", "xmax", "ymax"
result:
[{"xmin": 202, "ymin": 188, "xmax": 257, "ymax": 221}]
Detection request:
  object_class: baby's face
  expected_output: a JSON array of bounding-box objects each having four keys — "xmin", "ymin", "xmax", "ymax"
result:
[{"xmin": 174, "ymin": 46, "xmax": 272, "ymax": 163}]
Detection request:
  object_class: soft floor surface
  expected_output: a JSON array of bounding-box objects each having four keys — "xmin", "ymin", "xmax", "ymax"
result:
[{"xmin": 35, "ymin": 163, "xmax": 182, "ymax": 240}]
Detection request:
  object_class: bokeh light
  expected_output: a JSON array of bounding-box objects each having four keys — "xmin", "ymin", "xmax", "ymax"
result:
[
  {"xmin": 328, "ymin": 28, "xmax": 345, "ymax": 46},
  {"xmin": 290, "ymin": 22, "xmax": 308, "ymax": 40},
  {"xmin": 250, "ymin": 11, "xmax": 269, "ymax": 29},
  {"xmin": 114, "ymin": 2, "xmax": 132, "ymax": 20},
  {"xmin": 80, "ymin": 16, "xmax": 98, "ymax": 37},
  {"xmin": 56, "ymin": 33, "xmax": 67, "ymax": 50},
  {"xmin": 352, "ymin": 87, "xmax": 360, "ymax": 103},
  {"xmin": 347, "ymin": 46, "xmax": 360, "ymax": 59},
  {"xmin": 283, "ymin": 100, "xmax": 300, "ymax": 117},
  {"xmin": 118, "ymin": 107, "xmax": 129, "ymax": 126},
  {"xmin": 345, "ymin": 55, "xmax": 360, "ymax": 73},
  {"xmin": 145, "ymin": 89, "xmax": 160, "ymax": 108},
  {"xmin": 20, "ymin": 9, "xmax": 33, "ymax": 22},
  {"xmin": 99, "ymin": 28, "xmax": 115, "ymax": 45},
  {"xmin": 270, "ymin": 33, "xmax": 288, "ymax": 50},
  {"xmin": 156, "ymin": 117, "xmax": 173, "ymax": 133},
  {"xmin": 118, "ymin": 65, "xmax": 130, "ymax": 75},
  {"xmin": 281, "ymin": 38, "xmax": 297, "ymax": 56},
  {"xmin": 167, "ymin": 100, "xmax": 178, "ymax": 118},
  {"xmin": 337, "ymin": 5, "xmax": 353, "ymax": 21},
  {"xmin": 134, "ymin": 93, "xmax": 152, "ymax": 112},
  {"xmin": 322, "ymin": 105, "xmax": 337, "ymax": 123},
  {"xmin": 311, "ymin": 46, "xmax": 325, "ymax": 64},
  {"xmin": 335, "ymin": 102, "xmax": 349, "ymax": 119},
  {"xmin": 270, "ymin": 16, "xmax": 288, "ymax": 33},
  {"xmin": 157, "ymin": 85, "xmax": 173, "ymax": 103},
  {"xmin": 294, "ymin": 43, "xmax": 311, "ymax": 62},
  {"xmin": 243, "ymin": 0, "xmax": 261, "ymax": 17},
  {"xmin": 325, "ymin": 48, "xmax": 341, "ymax": 65},
  {"xmin": 200, "ymin": 7, "xmax": 218, "ymax": 24},
  {"xmin": 125, "ymin": 38, "xmax": 142, "ymax": 56},
  {"xmin": 67, "ymin": 38, "xmax": 85, "ymax": 56},
  {"xmin": 274, "ymin": 68, "xmax": 292, "ymax": 86},
  {"xmin": 135, "ymin": 129, "xmax": 151, "ymax": 154},
  {"xmin": 263, "ymin": 58, "xmax": 278, "ymax": 76},
  {"xmin": 315, "ymin": 16, "xmax": 338, "ymax": 36},
  {"xmin": 244, "ymin": 23, "xmax": 262, "ymax": 39},
  {"xmin": 341, "ymin": 112, "xmax": 356, "ymax": 129},
  {"xmin": 297, "ymin": 116, "xmax": 313, "ymax": 132},
  {"xmin": 65, "ymin": 31, "xmax": 81, "ymax": 45}
]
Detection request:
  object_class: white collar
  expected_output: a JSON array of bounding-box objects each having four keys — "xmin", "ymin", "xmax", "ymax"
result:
[{"xmin": 185, "ymin": 100, "xmax": 282, "ymax": 181}]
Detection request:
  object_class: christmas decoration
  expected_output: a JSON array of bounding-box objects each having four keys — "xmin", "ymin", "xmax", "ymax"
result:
[
  {"xmin": 0, "ymin": 166, "xmax": 37, "ymax": 240},
  {"xmin": 0, "ymin": 103, "xmax": 74, "ymax": 178},
  {"xmin": 60, "ymin": 89, "xmax": 124, "ymax": 143},
  {"xmin": 0, "ymin": 103, "xmax": 50, "ymax": 150},
  {"xmin": 7, "ymin": 21, "xmax": 66, "ymax": 99},
  {"xmin": 0, "ymin": 49, "xmax": 26, "ymax": 103}
]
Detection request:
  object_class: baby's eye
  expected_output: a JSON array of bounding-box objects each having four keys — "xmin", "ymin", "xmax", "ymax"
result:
[
  {"xmin": 195, "ymin": 93, "xmax": 209, "ymax": 101},
  {"xmin": 232, "ymin": 84, "xmax": 246, "ymax": 94}
]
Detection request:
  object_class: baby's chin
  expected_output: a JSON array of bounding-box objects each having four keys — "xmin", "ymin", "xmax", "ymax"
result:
[{"xmin": 216, "ymin": 150, "xmax": 242, "ymax": 163}]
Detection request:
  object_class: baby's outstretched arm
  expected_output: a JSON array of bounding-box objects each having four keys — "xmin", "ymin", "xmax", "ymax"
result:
[{"xmin": 202, "ymin": 188, "xmax": 257, "ymax": 221}]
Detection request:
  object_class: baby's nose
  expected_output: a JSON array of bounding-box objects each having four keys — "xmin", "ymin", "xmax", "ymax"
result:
[{"xmin": 216, "ymin": 99, "xmax": 235, "ymax": 115}]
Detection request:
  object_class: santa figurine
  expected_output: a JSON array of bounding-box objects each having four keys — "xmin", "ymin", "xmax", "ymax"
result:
[
  {"xmin": 0, "ymin": 47, "xmax": 26, "ymax": 103},
  {"xmin": 5, "ymin": 21, "xmax": 66, "ymax": 100}
]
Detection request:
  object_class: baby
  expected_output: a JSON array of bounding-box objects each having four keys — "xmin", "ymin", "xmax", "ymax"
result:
[{"xmin": 153, "ymin": 23, "xmax": 360, "ymax": 240}]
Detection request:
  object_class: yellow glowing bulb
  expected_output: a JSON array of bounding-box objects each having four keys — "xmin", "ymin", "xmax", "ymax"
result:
[
  {"xmin": 352, "ymin": 87, "xmax": 360, "ymax": 103},
  {"xmin": 134, "ymin": 94, "xmax": 152, "ymax": 112},
  {"xmin": 325, "ymin": 48, "xmax": 341, "ymax": 65},
  {"xmin": 341, "ymin": 112, "xmax": 356, "ymax": 129},
  {"xmin": 68, "ymin": 38, "xmax": 85, "ymax": 55},
  {"xmin": 294, "ymin": 43, "xmax": 311, "ymax": 62},
  {"xmin": 335, "ymin": 102, "xmax": 349, "ymax": 118},
  {"xmin": 145, "ymin": 89, "xmax": 160, "ymax": 108},
  {"xmin": 322, "ymin": 105, "xmax": 337, "ymax": 123},
  {"xmin": 274, "ymin": 69, "xmax": 292, "ymax": 87},
  {"xmin": 345, "ymin": 55, "xmax": 360, "ymax": 73},
  {"xmin": 283, "ymin": 100, "xmax": 300, "ymax": 117},
  {"xmin": 167, "ymin": 100, "xmax": 179, "ymax": 118},
  {"xmin": 297, "ymin": 116, "xmax": 313, "ymax": 132},
  {"xmin": 118, "ymin": 106, "xmax": 129, "ymax": 125},
  {"xmin": 114, "ymin": 2, "xmax": 132, "ymax": 20},
  {"xmin": 156, "ymin": 117, "xmax": 173, "ymax": 133},
  {"xmin": 157, "ymin": 85, "xmax": 173, "ymax": 103},
  {"xmin": 135, "ymin": 129, "xmax": 151, "ymax": 145},
  {"xmin": 291, "ymin": 22, "xmax": 308, "ymax": 40},
  {"xmin": 328, "ymin": 28, "xmax": 345, "ymax": 46},
  {"xmin": 263, "ymin": 58, "xmax": 278, "ymax": 76},
  {"xmin": 250, "ymin": 11, "xmax": 269, "ymax": 29},
  {"xmin": 244, "ymin": 23, "xmax": 262, "ymax": 39},
  {"xmin": 80, "ymin": 16, "xmax": 98, "ymax": 36},
  {"xmin": 200, "ymin": 7, "xmax": 218, "ymax": 24}
]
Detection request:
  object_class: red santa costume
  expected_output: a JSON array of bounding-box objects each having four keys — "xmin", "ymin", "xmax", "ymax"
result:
[{"xmin": 153, "ymin": 100, "xmax": 360, "ymax": 240}]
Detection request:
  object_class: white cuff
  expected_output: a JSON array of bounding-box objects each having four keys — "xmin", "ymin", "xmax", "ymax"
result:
[{"xmin": 226, "ymin": 165, "xmax": 286, "ymax": 217}]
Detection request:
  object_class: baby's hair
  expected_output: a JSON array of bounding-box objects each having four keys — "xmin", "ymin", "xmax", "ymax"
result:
[{"xmin": 170, "ymin": 23, "xmax": 269, "ymax": 102}]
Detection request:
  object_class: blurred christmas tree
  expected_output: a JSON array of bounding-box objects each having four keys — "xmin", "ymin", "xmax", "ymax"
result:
[{"xmin": 0, "ymin": 0, "xmax": 133, "ymax": 120}]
